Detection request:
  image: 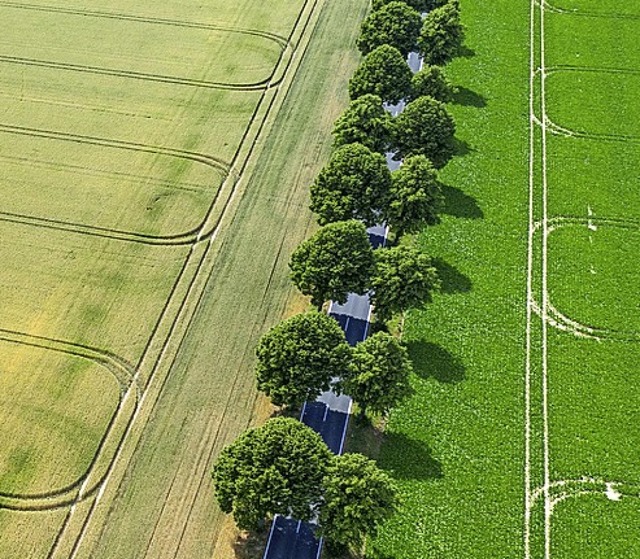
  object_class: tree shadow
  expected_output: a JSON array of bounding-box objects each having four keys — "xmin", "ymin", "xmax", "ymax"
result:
[
  {"xmin": 380, "ymin": 431, "xmax": 443, "ymax": 480},
  {"xmin": 452, "ymin": 137, "xmax": 474, "ymax": 157},
  {"xmin": 458, "ymin": 45, "xmax": 476, "ymax": 59},
  {"xmin": 432, "ymin": 257, "xmax": 472, "ymax": 294},
  {"xmin": 406, "ymin": 339, "xmax": 466, "ymax": 383},
  {"xmin": 440, "ymin": 184, "xmax": 483, "ymax": 220},
  {"xmin": 452, "ymin": 86, "xmax": 487, "ymax": 108}
]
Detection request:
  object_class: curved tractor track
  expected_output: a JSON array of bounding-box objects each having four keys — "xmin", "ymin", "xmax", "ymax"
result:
[{"xmin": 0, "ymin": 0, "xmax": 324, "ymax": 557}]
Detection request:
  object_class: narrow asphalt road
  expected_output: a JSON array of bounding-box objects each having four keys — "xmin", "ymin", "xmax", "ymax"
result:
[{"xmin": 262, "ymin": 45, "xmax": 423, "ymax": 559}]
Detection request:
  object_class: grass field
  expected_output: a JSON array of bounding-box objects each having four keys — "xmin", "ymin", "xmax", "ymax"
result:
[
  {"xmin": 351, "ymin": 0, "xmax": 640, "ymax": 558},
  {"xmin": 0, "ymin": 0, "xmax": 371, "ymax": 556}
]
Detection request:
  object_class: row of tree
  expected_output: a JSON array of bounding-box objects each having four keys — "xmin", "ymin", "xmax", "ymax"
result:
[
  {"xmin": 211, "ymin": 0, "xmax": 466, "ymax": 554},
  {"xmin": 256, "ymin": 311, "xmax": 414, "ymax": 413}
]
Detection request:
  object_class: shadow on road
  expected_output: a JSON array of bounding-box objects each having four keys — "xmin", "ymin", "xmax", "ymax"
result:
[{"xmin": 406, "ymin": 339, "xmax": 466, "ymax": 383}]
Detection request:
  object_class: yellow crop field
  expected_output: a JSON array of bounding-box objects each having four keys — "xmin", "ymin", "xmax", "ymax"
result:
[{"xmin": 0, "ymin": 0, "xmax": 371, "ymax": 556}]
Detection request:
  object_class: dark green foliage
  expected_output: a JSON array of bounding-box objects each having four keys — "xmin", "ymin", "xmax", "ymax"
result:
[
  {"xmin": 310, "ymin": 143, "xmax": 392, "ymax": 226},
  {"xmin": 341, "ymin": 332, "xmax": 413, "ymax": 416},
  {"xmin": 357, "ymin": 2, "xmax": 422, "ymax": 57},
  {"xmin": 386, "ymin": 154, "xmax": 443, "ymax": 236},
  {"xmin": 372, "ymin": 0, "xmax": 449, "ymax": 11},
  {"xmin": 419, "ymin": 0, "xmax": 465, "ymax": 66},
  {"xmin": 319, "ymin": 453, "xmax": 399, "ymax": 548},
  {"xmin": 333, "ymin": 94, "xmax": 392, "ymax": 153},
  {"xmin": 392, "ymin": 95, "xmax": 456, "ymax": 168},
  {"xmin": 371, "ymin": 244, "xmax": 440, "ymax": 322},
  {"xmin": 289, "ymin": 220, "xmax": 375, "ymax": 307},
  {"xmin": 255, "ymin": 311, "xmax": 352, "ymax": 408},
  {"xmin": 410, "ymin": 65, "xmax": 454, "ymax": 102},
  {"xmin": 211, "ymin": 418, "xmax": 332, "ymax": 531},
  {"xmin": 348, "ymin": 45, "xmax": 413, "ymax": 104}
]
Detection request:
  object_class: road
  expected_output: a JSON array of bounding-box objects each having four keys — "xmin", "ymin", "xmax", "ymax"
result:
[{"xmin": 262, "ymin": 45, "xmax": 422, "ymax": 559}]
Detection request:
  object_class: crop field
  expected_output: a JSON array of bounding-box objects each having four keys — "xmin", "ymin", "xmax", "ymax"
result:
[
  {"xmin": 0, "ymin": 0, "xmax": 359, "ymax": 556},
  {"xmin": 366, "ymin": 0, "xmax": 640, "ymax": 558}
]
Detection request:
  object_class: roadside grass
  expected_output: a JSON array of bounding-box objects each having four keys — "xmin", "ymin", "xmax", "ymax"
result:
[{"xmin": 550, "ymin": 494, "xmax": 640, "ymax": 558}]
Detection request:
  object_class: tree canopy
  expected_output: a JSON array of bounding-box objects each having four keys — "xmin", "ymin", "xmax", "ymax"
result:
[
  {"xmin": 255, "ymin": 311, "xmax": 351, "ymax": 408},
  {"xmin": 212, "ymin": 417, "xmax": 332, "ymax": 531},
  {"xmin": 392, "ymin": 95, "xmax": 456, "ymax": 168},
  {"xmin": 410, "ymin": 64, "xmax": 454, "ymax": 102},
  {"xmin": 319, "ymin": 453, "xmax": 399, "ymax": 548},
  {"xmin": 357, "ymin": 1, "xmax": 423, "ymax": 57},
  {"xmin": 310, "ymin": 143, "xmax": 392, "ymax": 226},
  {"xmin": 418, "ymin": 0, "xmax": 465, "ymax": 66},
  {"xmin": 289, "ymin": 220, "xmax": 375, "ymax": 308},
  {"xmin": 333, "ymin": 94, "xmax": 392, "ymax": 153},
  {"xmin": 341, "ymin": 331, "xmax": 413, "ymax": 416},
  {"xmin": 348, "ymin": 45, "xmax": 413, "ymax": 105},
  {"xmin": 372, "ymin": 0, "xmax": 449, "ymax": 11},
  {"xmin": 371, "ymin": 244, "xmax": 440, "ymax": 322},
  {"xmin": 385, "ymin": 154, "xmax": 443, "ymax": 236}
]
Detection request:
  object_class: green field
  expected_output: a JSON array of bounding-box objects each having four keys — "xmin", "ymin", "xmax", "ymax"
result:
[
  {"xmin": 0, "ymin": 0, "xmax": 371, "ymax": 556},
  {"xmin": 358, "ymin": 0, "xmax": 640, "ymax": 558}
]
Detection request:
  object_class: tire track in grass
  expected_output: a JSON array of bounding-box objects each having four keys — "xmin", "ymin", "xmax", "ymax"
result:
[
  {"xmin": 42, "ymin": 0, "xmax": 321, "ymax": 557},
  {"xmin": 537, "ymin": 0, "xmax": 640, "ymax": 20},
  {"xmin": 0, "ymin": 55, "xmax": 277, "ymax": 91},
  {"xmin": 0, "ymin": 329, "xmax": 140, "ymax": 512},
  {"xmin": 524, "ymin": 0, "xmax": 537, "ymax": 553},
  {"xmin": 0, "ymin": 1, "xmax": 289, "ymax": 47},
  {"xmin": 529, "ymin": 1, "xmax": 640, "ymax": 556}
]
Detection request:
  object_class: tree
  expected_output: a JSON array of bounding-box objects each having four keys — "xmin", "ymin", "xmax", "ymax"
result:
[
  {"xmin": 310, "ymin": 143, "xmax": 392, "ymax": 226},
  {"xmin": 289, "ymin": 220, "xmax": 375, "ymax": 308},
  {"xmin": 370, "ymin": 244, "xmax": 439, "ymax": 322},
  {"xmin": 319, "ymin": 453, "xmax": 399, "ymax": 550},
  {"xmin": 340, "ymin": 332, "xmax": 413, "ymax": 416},
  {"xmin": 348, "ymin": 45, "xmax": 413, "ymax": 104},
  {"xmin": 418, "ymin": 0, "xmax": 465, "ymax": 66},
  {"xmin": 255, "ymin": 311, "xmax": 352, "ymax": 408},
  {"xmin": 410, "ymin": 64, "xmax": 454, "ymax": 102},
  {"xmin": 212, "ymin": 417, "xmax": 332, "ymax": 531},
  {"xmin": 333, "ymin": 94, "xmax": 392, "ymax": 153},
  {"xmin": 392, "ymin": 95, "xmax": 455, "ymax": 168},
  {"xmin": 357, "ymin": 1, "xmax": 422, "ymax": 57},
  {"xmin": 372, "ymin": 0, "xmax": 449, "ymax": 11},
  {"xmin": 385, "ymin": 154, "xmax": 443, "ymax": 236}
]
